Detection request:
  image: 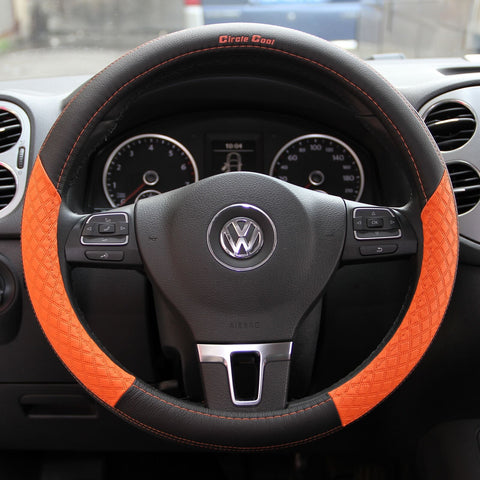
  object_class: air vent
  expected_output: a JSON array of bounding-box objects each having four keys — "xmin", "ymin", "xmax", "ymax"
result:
[
  {"xmin": 446, "ymin": 162, "xmax": 480, "ymax": 214},
  {"xmin": 0, "ymin": 165, "xmax": 16, "ymax": 211},
  {"xmin": 425, "ymin": 102, "xmax": 476, "ymax": 151},
  {"xmin": 0, "ymin": 109, "xmax": 22, "ymax": 154}
]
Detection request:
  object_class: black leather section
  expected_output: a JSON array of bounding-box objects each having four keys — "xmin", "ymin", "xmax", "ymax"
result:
[
  {"xmin": 115, "ymin": 379, "xmax": 341, "ymax": 451},
  {"xmin": 39, "ymin": 22, "xmax": 445, "ymax": 203}
]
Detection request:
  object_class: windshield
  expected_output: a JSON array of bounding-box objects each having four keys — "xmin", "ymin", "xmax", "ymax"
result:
[{"xmin": 0, "ymin": 0, "xmax": 478, "ymax": 80}]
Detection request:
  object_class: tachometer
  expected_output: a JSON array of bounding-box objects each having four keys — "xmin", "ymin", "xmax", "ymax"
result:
[
  {"xmin": 103, "ymin": 134, "xmax": 198, "ymax": 207},
  {"xmin": 269, "ymin": 134, "xmax": 364, "ymax": 201}
]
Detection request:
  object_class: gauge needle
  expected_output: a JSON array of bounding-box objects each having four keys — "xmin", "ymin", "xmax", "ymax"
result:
[{"xmin": 120, "ymin": 182, "xmax": 145, "ymax": 206}]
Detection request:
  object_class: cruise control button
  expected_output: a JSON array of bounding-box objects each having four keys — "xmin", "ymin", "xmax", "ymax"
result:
[
  {"xmin": 359, "ymin": 244, "xmax": 398, "ymax": 256},
  {"xmin": 85, "ymin": 251, "xmax": 124, "ymax": 261},
  {"xmin": 94, "ymin": 214, "xmax": 123, "ymax": 224},
  {"xmin": 99, "ymin": 223, "xmax": 116, "ymax": 234},
  {"xmin": 80, "ymin": 212, "xmax": 129, "ymax": 246},
  {"xmin": 81, "ymin": 235, "xmax": 128, "ymax": 245},
  {"xmin": 82, "ymin": 223, "xmax": 98, "ymax": 236},
  {"xmin": 117, "ymin": 222, "xmax": 129, "ymax": 234}
]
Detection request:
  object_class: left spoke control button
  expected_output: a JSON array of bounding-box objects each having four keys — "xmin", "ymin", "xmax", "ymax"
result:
[
  {"xmin": 65, "ymin": 207, "xmax": 142, "ymax": 267},
  {"xmin": 98, "ymin": 223, "xmax": 116, "ymax": 234},
  {"xmin": 82, "ymin": 235, "xmax": 127, "ymax": 245},
  {"xmin": 80, "ymin": 213, "xmax": 129, "ymax": 246},
  {"xmin": 82, "ymin": 223, "xmax": 98, "ymax": 236},
  {"xmin": 85, "ymin": 250, "xmax": 125, "ymax": 261}
]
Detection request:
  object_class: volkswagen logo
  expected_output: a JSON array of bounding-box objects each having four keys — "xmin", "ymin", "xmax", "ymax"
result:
[
  {"xmin": 207, "ymin": 204, "xmax": 277, "ymax": 271},
  {"xmin": 220, "ymin": 217, "xmax": 264, "ymax": 259}
]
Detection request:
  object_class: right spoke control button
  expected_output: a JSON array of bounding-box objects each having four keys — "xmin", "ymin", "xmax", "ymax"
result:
[
  {"xmin": 359, "ymin": 244, "xmax": 398, "ymax": 256},
  {"xmin": 366, "ymin": 217, "xmax": 383, "ymax": 228},
  {"xmin": 353, "ymin": 208, "xmax": 401, "ymax": 240}
]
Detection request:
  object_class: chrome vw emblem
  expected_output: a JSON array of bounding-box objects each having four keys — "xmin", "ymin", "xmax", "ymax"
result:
[{"xmin": 220, "ymin": 217, "xmax": 264, "ymax": 259}]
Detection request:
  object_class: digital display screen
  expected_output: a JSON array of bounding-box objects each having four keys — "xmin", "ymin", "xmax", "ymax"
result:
[{"xmin": 209, "ymin": 137, "xmax": 259, "ymax": 175}]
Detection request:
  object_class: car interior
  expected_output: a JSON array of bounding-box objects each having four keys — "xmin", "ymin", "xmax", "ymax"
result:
[{"xmin": 1, "ymin": 2, "xmax": 480, "ymax": 479}]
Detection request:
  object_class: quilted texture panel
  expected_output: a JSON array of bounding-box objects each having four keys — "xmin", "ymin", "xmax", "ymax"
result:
[
  {"xmin": 21, "ymin": 158, "xmax": 135, "ymax": 407},
  {"xmin": 330, "ymin": 171, "xmax": 458, "ymax": 426}
]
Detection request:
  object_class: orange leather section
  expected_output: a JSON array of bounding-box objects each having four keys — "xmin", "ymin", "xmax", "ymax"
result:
[
  {"xmin": 330, "ymin": 171, "xmax": 458, "ymax": 426},
  {"xmin": 21, "ymin": 158, "xmax": 135, "ymax": 407}
]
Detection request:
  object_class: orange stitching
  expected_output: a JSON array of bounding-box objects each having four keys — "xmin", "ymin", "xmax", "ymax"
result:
[
  {"xmin": 132, "ymin": 384, "xmax": 331, "ymax": 421},
  {"xmin": 114, "ymin": 406, "xmax": 342, "ymax": 451},
  {"xmin": 346, "ymin": 46, "xmax": 445, "ymax": 177},
  {"xmin": 40, "ymin": 37, "xmax": 161, "ymax": 151},
  {"xmin": 50, "ymin": 43, "xmax": 427, "ymax": 200}
]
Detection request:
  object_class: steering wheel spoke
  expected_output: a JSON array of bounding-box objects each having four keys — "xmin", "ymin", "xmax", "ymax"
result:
[
  {"xmin": 341, "ymin": 200, "xmax": 418, "ymax": 263},
  {"xmin": 64, "ymin": 204, "xmax": 143, "ymax": 268}
]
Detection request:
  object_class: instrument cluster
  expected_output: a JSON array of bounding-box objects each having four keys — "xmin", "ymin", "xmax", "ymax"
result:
[{"xmin": 87, "ymin": 114, "xmax": 372, "ymax": 211}]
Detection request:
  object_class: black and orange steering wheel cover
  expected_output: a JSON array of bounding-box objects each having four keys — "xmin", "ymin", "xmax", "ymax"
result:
[{"xmin": 21, "ymin": 23, "xmax": 458, "ymax": 451}]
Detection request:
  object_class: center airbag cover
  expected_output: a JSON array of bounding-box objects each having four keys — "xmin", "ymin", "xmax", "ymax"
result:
[{"xmin": 135, "ymin": 172, "xmax": 346, "ymax": 343}]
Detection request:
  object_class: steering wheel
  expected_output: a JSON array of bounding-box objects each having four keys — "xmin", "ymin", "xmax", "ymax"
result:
[{"xmin": 21, "ymin": 24, "xmax": 458, "ymax": 451}]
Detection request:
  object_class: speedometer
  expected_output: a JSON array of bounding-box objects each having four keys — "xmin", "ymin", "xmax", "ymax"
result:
[
  {"xmin": 269, "ymin": 134, "xmax": 364, "ymax": 201},
  {"xmin": 103, "ymin": 134, "xmax": 198, "ymax": 207}
]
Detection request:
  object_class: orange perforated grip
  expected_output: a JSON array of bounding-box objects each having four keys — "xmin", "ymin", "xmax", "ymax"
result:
[
  {"xmin": 330, "ymin": 171, "xmax": 458, "ymax": 426},
  {"xmin": 21, "ymin": 158, "xmax": 135, "ymax": 407}
]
